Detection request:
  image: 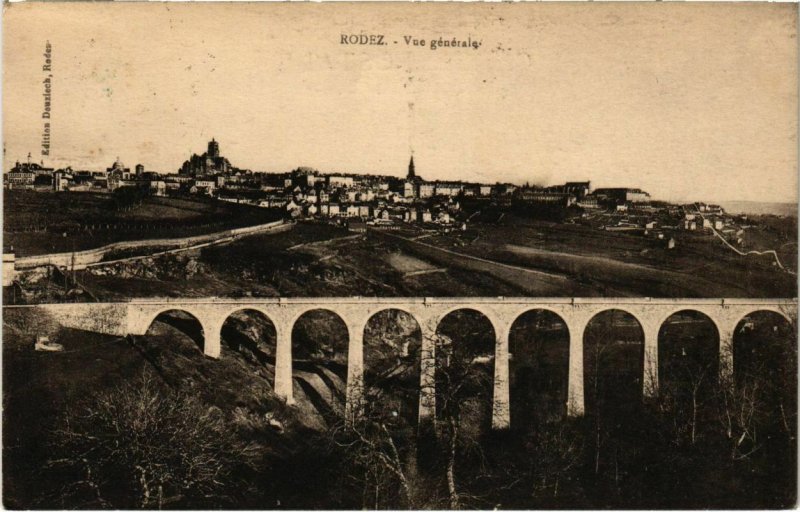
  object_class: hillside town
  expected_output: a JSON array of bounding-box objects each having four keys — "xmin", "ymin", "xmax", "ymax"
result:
[{"xmin": 5, "ymin": 139, "xmax": 752, "ymax": 245}]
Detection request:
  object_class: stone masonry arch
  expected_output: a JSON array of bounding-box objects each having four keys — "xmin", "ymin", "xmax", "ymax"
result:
[
  {"xmin": 219, "ymin": 307, "xmax": 279, "ymax": 376},
  {"xmin": 582, "ymin": 308, "xmax": 647, "ymax": 416},
  {"xmin": 733, "ymin": 308, "xmax": 795, "ymax": 331},
  {"xmin": 22, "ymin": 297, "xmax": 796, "ymax": 431},
  {"xmin": 507, "ymin": 308, "xmax": 572, "ymax": 427},
  {"xmin": 290, "ymin": 308, "xmax": 353, "ymax": 421},
  {"xmin": 361, "ymin": 308, "xmax": 424, "ymax": 425},
  {"xmin": 144, "ymin": 307, "xmax": 208, "ymax": 353},
  {"xmin": 657, "ymin": 309, "xmax": 721, "ymax": 399},
  {"xmin": 434, "ymin": 307, "xmax": 504, "ymax": 428}
]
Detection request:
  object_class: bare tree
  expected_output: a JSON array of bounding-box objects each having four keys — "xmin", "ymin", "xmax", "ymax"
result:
[
  {"xmin": 714, "ymin": 354, "xmax": 766, "ymax": 461},
  {"xmin": 332, "ymin": 325, "xmax": 496, "ymax": 510},
  {"xmin": 432, "ymin": 330, "xmax": 494, "ymax": 510},
  {"xmin": 329, "ymin": 405, "xmax": 418, "ymax": 509},
  {"xmin": 654, "ymin": 355, "xmax": 717, "ymax": 447},
  {"xmin": 44, "ymin": 372, "xmax": 258, "ymax": 509},
  {"xmin": 525, "ymin": 422, "xmax": 583, "ymax": 499}
]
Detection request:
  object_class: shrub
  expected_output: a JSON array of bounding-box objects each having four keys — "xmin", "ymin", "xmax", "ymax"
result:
[{"xmin": 45, "ymin": 372, "xmax": 257, "ymax": 509}]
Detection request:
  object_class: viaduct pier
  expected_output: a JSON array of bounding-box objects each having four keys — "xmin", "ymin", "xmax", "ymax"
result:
[{"xmin": 9, "ymin": 297, "xmax": 796, "ymax": 429}]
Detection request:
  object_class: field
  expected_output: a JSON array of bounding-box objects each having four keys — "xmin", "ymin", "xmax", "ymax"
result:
[
  {"xmin": 385, "ymin": 252, "xmax": 442, "ymax": 275},
  {"xmin": 13, "ymin": 206, "xmax": 798, "ymax": 300},
  {"xmin": 71, "ymin": 222, "xmax": 527, "ymax": 299},
  {"xmin": 4, "ymin": 190, "xmax": 283, "ymax": 256},
  {"xmin": 41, "ymin": 215, "xmax": 796, "ymax": 301},
  {"xmin": 406, "ymin": 215, "xmax": 797, "ymax": 298}
]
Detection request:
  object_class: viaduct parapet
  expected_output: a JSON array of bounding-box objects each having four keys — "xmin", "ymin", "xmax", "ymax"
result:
[{"xmin": 11, "ymin": 297, "xmax": 797, "ymax": 429}]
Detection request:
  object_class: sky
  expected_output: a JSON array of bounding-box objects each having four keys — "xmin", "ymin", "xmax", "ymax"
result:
[{"xmin": 3, "ymin": 2, "xmax": 797, "ymax": 203}]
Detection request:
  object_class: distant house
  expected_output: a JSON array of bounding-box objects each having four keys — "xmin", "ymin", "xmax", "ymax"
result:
[
  {"xmin": 404, "ymin": 210, "xmax": 419, "ymax": 223},
  {"xmin": 418, "ymin": 183, "xmax": 435, "ymax": 198},
  {"xmin": 594, "ymin": 187, "xmax": 651, "ymax": 204},
  {"xmin": 357, "ymin": 190, "xmax": 375, "ymax": 202},
  {"xmin": 434, "ymin": 182, "xmax": 463, "ymax": 197},
  {"xmin": 285, "ymin": 199, "xmax": 301, "ymax": 212},
  {"xmin": 327, "ymin": 175, "xmax": 354, "ymax": 188},
  {"xmin": 577, "ymin": 196, "xmax": 599, "ymax": 209},
  {"xmin": 696, "ymin": 203, "xmax": 724, "ymax": 214},
  {"xmin": 492, "ymin": 184, "xmax": 518, "ymax": 196},
  {"xmin": 150, "ymin": 180, "xmax": 167, "ymax": 197},
  {"xmin": 517, "ymin": 188, "xmax": 575, "ymax": 207},
  {"xmin": 5, "ymin": 170, "xmax": 36, "ymax": 189},
  {"xmin": 194, "ymin": 179, "xmax": 216, "ymax": 192},
  {"xmin": 563, "ymin": 181, "xmax": 591, "ymax": 199},
  {"xmin": 52, "ymin": 171, "xmax": 74, "ymax": 191}
]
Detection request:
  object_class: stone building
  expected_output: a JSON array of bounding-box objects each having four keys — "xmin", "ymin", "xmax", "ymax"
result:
[{"xmin": 179, "ymin": 138, "xmax": 233, "ymax": 176}]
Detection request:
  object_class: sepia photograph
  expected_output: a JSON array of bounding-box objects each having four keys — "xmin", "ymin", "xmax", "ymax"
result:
[{"xmin": 2, "ymin": 2, "xmax": 798, "ymax": 509}]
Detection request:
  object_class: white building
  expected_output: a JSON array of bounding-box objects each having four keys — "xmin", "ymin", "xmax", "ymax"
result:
[{"xmin": 327, "ymin": 175, "xmax": 354, "ymax": 188}]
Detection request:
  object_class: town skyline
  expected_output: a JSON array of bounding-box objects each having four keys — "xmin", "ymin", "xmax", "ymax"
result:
[
  {"xmin": 4, "ymin": 3, "xmax": 797, "ymax": 204},
  {"xmin": 5, "ymin": 140, "xmax": 797, "ymax": 207}
]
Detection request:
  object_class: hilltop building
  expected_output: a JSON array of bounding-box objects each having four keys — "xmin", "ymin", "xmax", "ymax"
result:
[
  {"xmin": 106, "ymin": 157, "xmax": 131, "ymax": 190},
  {"xmin": 563, "ymin": 181, "xmax": 591, "ymax": 199},
  {"xmin": 516, "ymin": 187, "xmax": 576, "ymax": 207},
  {"xmin": 11, "ymin": 153, "xmax": 54, "ymax": 177},
  {"xmin": 5, "ymin": 153, "xmax": 54, "ymax": 189},
  {"xmin": 106, "ymin": 157, "xmax": 130, "ymax": 175},
  {"xmin": 179, "ymin": 138, "xmax": 233, "ymax": 176},
  {"xmin": 594, "ymin": 187, "xmax": 651, "ymax": 204}
]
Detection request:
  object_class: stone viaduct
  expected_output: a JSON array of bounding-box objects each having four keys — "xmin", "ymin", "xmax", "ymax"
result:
[{"xmin": 19, "ymin": 297, "xmax": 797, "ymax": 429}]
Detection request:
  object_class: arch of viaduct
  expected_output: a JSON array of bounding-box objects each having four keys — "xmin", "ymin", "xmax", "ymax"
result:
[{"xmin": 29, "ymin": 297, "xmax": 797, "ymax": 429}]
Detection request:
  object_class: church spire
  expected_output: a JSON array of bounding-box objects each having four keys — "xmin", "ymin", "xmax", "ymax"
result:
[{"xmin": 407, "ymin": 155, "xmax": 416, "ymax": 180}]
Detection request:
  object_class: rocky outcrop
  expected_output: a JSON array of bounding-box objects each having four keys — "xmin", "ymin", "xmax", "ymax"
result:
[{"xmin": 87, "ymin": 253, "xmax": 210, "ymax": 280}]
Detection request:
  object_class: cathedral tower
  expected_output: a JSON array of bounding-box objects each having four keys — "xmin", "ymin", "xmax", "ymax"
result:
[{"xmin": 208, "ymin": 138, "xmax": 220, "ymax": 158}]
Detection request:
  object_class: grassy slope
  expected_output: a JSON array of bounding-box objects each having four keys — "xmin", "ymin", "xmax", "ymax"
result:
[
  {"xmin": 74, "ymin": 218, "xmax": 795, "ymax": 299},
  {"xmin": 79, "ymin": 222, "xmax": 530, "ymax": 299},
  {"xmin": 416, "ymin": 217, "xmax": 797, "ymax": 298},
  {"xmin": 4, "ymin": 190, "xmax": 282, "ymax": 256},
  {"xmin": 25, "ymin": 210, "xmax": 796, "ymax": 299}
]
